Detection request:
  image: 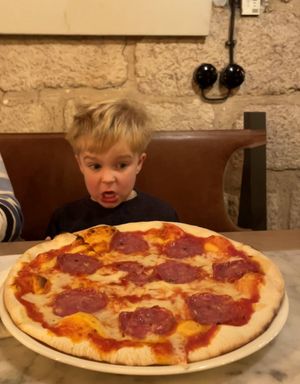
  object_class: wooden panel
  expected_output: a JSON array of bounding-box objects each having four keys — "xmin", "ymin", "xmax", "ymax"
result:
[
  {"xmin": 0, "ymin": 0, "xmax": 212, "ymax": 36},
  {"xmin": 238, "ymin": 112, "xmax": 267, "ymax": 230}
]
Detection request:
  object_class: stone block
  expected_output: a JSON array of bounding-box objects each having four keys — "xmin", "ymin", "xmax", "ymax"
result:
[
  {"xmin": 0, "ymin": 102, "xmax": 52, "ymax": 132},
  {"xmin": 236, "ymin": 10, "xmax": 300, "ymax": 95},
  {"xmin": 146, "ymin": 100, "xmax": 214, "ymax": 131},
  {"xmin": 0, "ymin": 39, "xmax": 127, "ymax": 91}
]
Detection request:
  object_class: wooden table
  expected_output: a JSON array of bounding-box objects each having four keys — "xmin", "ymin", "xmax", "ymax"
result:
[
  {"xmin": 223, "ymin": 229, "xmax": 300, "ymax": 251},
  {"xmin": 0, "ymin": 229, "xmax": 299, "ymax": 256}
]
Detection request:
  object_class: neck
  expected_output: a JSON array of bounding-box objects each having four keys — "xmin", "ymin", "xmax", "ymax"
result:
[{"xmin": 127, "ymin": 190, "xmax": 137, "ymax": 200}]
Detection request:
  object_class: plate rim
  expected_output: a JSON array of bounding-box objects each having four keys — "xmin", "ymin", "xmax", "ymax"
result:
[{"xmin": 0, "ymin": 257, "xmax": 289, "ymax": 376}]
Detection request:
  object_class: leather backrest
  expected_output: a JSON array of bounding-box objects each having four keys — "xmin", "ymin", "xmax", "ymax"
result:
[
  {"xmin": 0, "ymin": 133, "xmax": 86, "ymax": 240},
  {"xmin": 0, "ymin": 130, "xmax": 265, "ymax": 240}
]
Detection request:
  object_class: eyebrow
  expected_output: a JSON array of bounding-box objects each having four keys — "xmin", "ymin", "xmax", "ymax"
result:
[
  {"xmin": 115, "ymin": 155, "xmax": 134, "ymax": 161},
  {"xmin": 82, "ymin": 154, "xmax": 134, "ymax": 161},
  {"xmin": 82, "ymin": 155, "xmax": 99, "ymax": 161}
]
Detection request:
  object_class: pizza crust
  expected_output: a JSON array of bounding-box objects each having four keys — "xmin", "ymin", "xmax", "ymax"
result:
[
  {"xmin": 3, "ymin": 221, "xmax": 285, "ymax": 366},
  {"xmin": 4, "ymin": 232, "xmax": 77, "ymax": 331},
  {"xmin": 10, "ymin": 318, "xmax": 159, "ymax": 365}
]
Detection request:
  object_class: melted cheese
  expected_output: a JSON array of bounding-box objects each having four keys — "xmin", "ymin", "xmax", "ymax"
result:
[
  {"xmin": 36, "ymin": 257, "xmax": 56, "ymax": 272},
  {"xmin": 67, "ymin": 245, "xmax": 96, "ymax": 256},
  {"xmin": 82, "ymin": 226, "xmax": 115, "ymax": 253},
  {"xmin": 177, "ymin": 320, "xmax": 210, "ymax": 336},
  {"xmin": 59, "ymin": 312, "xmax": 106, "ymax": 338},
  {"xmin": 235, "ymin": 273, "xmax": 263, "ymax": 299},
  {"xmin": 89, "ymin": 270, "xmax": 125, "ymax": 284},
  {"xmin": 204, "ymin": 242, "xmax": 219, "ymax": 253}
]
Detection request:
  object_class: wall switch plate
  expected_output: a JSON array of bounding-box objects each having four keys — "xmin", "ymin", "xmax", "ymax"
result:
[{"xmin": 241, "ymin": 0, "xmax": 260, "ymax": 16}]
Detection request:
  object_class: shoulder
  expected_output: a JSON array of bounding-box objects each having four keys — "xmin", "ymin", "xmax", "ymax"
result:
[
  {"xmin": 49, "ymin": 198, "xmax": 101, "ymax": 226},
  {"xmin": 46, "ymin": 198, "xmax": 97, "ymax": 237},
  {"xmin": 133, "ymin": 191, "xmax": 179, "ymax": 221},
  {"xmin": 136, "ymin": 191, "xmax": 170, "ymax": 205},
  {"xmin": 53, "ymin": 198, "xmax": 95, "ymax": 215},
  {"xmin": 136, "ymin": 191, "xmax": 171, "ymax": 206}
]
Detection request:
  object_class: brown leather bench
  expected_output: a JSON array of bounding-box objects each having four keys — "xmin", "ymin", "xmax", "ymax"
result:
[{"xmin": 0, "ymin": 130, "xmax": 266, "ymax": 240}]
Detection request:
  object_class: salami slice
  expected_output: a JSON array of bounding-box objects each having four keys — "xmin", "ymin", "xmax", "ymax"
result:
[
  {"xmin": 57, "ymin": 253, "xmax": 102, "ymax": 275},
  {"xmin": 119, "ymin": 306, "xmax": 176, "ymax": 339},
  {"xmin": 213, "ymin": 259, "xmax": 261, "ymax": 282},
  {"xmin": 186, "ymin": 293, "xmax": 253, "ymax": 326},
  {"xmin": 164, "ymin": 235, "xmax": 203, "ymax": 258},
  {"xmin": 110, "ymin": 231, "xmax": 149, "ymax": 254},
  {"xmin": 155, "ymin": 261, "xmax": 201, "ymax": 284},
  {"xmin": 115, "ymin": 261, "xmax": 144, "ymax": 274},
  {"xmin": 114, "ymin": 261, "xmax": 151, "ymax": 285},
  {"xmin": 53, "ymin": 288, "xmax": 107, "ymax": 316}
]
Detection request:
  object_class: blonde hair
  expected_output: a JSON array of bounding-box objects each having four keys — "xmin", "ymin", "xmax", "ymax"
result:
[{"xmin": 66, "ymin": 99, "xmax": 153, "ymax": 154}]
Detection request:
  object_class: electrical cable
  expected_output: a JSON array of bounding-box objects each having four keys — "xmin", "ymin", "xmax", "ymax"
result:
[
  {"xmin": 227, "ymin": 0, "xmax": 236, "ymax": 65},
  {"xmin": 201, "ymin": 87, "xmax": 231, "ymax": 102},
  {"xmin": 194, "ymin": 0, "xmax": 245, "ymax": 103}
]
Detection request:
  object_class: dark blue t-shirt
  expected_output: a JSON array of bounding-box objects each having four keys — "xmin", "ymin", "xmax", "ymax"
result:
[{"xmin": 46, "ymin": 191, "xmax": 179, "ymax": 238}]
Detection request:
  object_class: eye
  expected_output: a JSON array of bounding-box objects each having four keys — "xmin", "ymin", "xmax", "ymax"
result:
[
  {"xmin": 88, "ymin": 163, "xmax": 101, "ymax": 171},
  {"xmin": 116, "ymin": 162, "xmax": 129, "ymax": 170}
]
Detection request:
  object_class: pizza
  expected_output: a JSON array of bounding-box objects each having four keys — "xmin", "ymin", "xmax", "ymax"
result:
[{"xmin": 3, "ymin": 221, "xmax": 285, "ymax": 366}]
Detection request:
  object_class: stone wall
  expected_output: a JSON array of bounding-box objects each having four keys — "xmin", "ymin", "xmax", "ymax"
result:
[{"xmin": 0, "ymin": 1, "xmax": 299, "ymax": 229}]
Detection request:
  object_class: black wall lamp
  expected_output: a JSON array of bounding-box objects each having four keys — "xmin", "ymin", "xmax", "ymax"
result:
[{"xmin": 194, "ymin": 0, "xmax": 245, "ymax": 102}]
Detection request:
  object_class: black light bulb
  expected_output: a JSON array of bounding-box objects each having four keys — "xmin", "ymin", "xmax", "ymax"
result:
[
  {"xmin": 193, "ymin": 63, "xmax": 218, "ymax": 89},
  {"xmin": 219, "ymin": 64, "xmax": 245, "ymax": 89}
]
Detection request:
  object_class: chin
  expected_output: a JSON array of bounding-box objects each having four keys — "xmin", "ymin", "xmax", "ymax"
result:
[{"xmin": 99, "ymin": 200, "xmax": 120, "ymax": 209}]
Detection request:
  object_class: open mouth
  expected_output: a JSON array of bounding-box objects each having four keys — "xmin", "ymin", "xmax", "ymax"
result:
[{"xmin": 101, "ymin": 191, "xmax": 118, "ymax": 203}]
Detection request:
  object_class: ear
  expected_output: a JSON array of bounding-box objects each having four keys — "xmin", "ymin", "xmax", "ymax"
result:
[{"xmin": 136, "ymin": 152, "xmax": 147, "ymax": 174}]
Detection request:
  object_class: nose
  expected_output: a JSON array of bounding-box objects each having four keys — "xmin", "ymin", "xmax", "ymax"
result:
[{"xmin": 100, "ymin": 167, "xmax": 116, "ymax": 184}]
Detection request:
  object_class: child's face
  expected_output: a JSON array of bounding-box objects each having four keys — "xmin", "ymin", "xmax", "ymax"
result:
[{"xmin": 76, "ymin": 140, "xmax": 146, "ymax": 208}]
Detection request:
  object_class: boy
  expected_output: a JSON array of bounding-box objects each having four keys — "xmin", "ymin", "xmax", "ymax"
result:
[
  {"xmin": 0, "ymin": 153, "xmax": 23, "ymax": 241},
  {"xmin": 46, "ymin": 99, "xmax": 178, "ymax": 238}
]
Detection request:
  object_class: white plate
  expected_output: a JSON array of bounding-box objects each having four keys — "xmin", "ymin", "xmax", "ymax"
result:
[
  {"xmin": 0, "ymin": 255, "xmax": 289, "ymax": 376},
  {"xmin": 0, "ymin": 254, "xmax": 20, "ymax": 285},
  {"xmin": 0, "ymin": 255, "xmax": 20, "ymax": 337}
]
